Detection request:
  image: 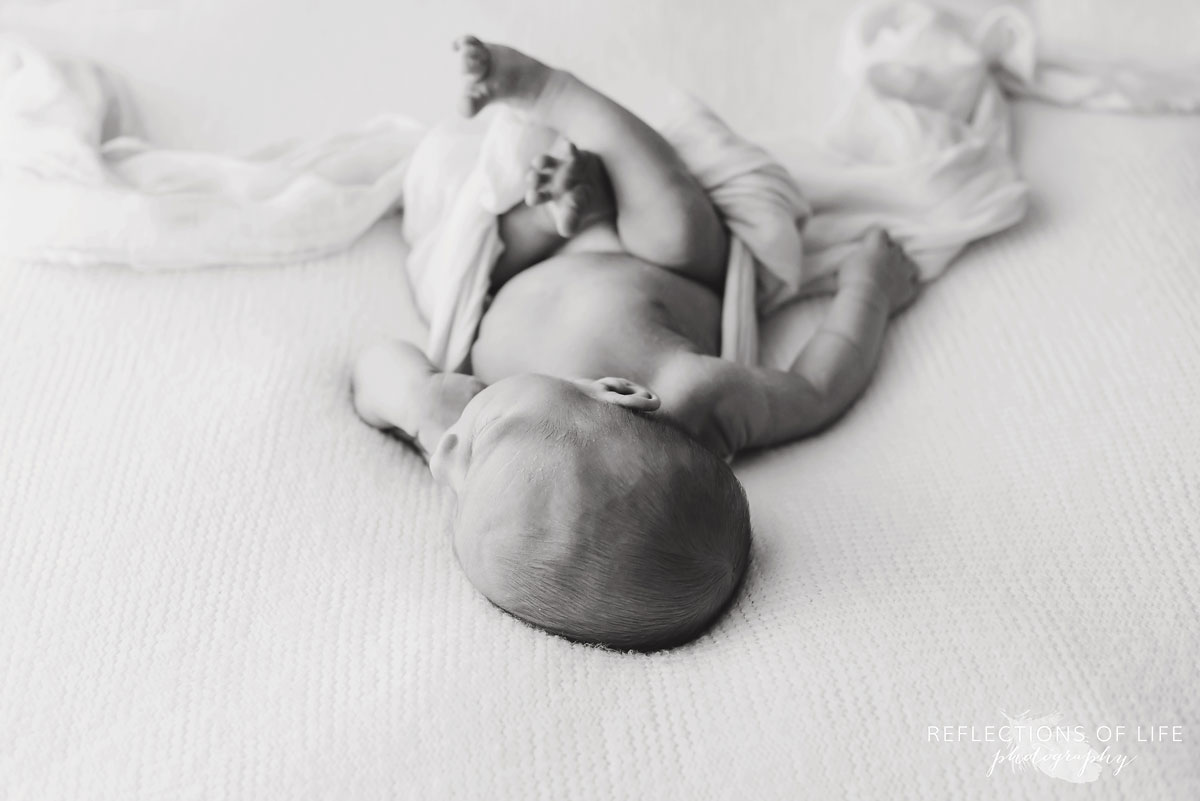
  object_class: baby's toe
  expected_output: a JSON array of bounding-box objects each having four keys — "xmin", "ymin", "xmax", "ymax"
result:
[
  {"xmin": 525, "ymin": 183, "xmax": 552, "ymax": 205},
  {"xmin": 524, "ymin": 160, "xmax": 557, "ymax": 206},
  {"xmin": 863, "ymin": 226, "xmax": 889, "ymax": 253},
  {"xmin": 453, "ymin": 36, "xmax": 491, "ymax": 79}
]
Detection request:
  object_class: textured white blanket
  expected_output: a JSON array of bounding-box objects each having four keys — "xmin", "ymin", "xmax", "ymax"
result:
[{"xmin": 3, "ymin": 101, "xmax": 1197, "ymax": 800}]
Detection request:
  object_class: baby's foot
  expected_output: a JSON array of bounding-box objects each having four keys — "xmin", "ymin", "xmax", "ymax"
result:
[
  {"xmin": 840, "ymin": 227, "xmax": 920, "ymax": 315},
  {"xmin": 524, "ymin": 144, "xmax": 615, "ymax": 237},
  {"xmin": 453, "ymin": 35, "xmax": 555, "ymax": 117}
]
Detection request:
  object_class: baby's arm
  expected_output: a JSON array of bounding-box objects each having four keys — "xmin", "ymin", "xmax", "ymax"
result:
[
  {"xmin": 661, "ymin": 229, "xmax": 918, "ymax": 457},
  {"xmin": 351, "ymin": 340, "xmax": 486, "ymax": 460},
  {"xmin": 749, "ymin": 229, "xmax": 918, "ymax": 447}
]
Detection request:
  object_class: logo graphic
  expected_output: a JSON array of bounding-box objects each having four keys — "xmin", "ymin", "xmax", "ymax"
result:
[
  {"xmin": 927, "ymin": 710, "xmax": 1179, "ymax": 784},
  {"xmin": 988, "ymin": 711, "xmax": 1107, "ymax": 783}
]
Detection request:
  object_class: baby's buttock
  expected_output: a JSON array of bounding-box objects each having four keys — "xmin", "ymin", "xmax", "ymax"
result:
[{"xmin": 471, "ymin": 253, "xmax": 721, "ymax": 386}]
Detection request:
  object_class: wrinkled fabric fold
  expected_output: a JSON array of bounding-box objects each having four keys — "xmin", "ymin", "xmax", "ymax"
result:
[{"xmin": 0, "ymin": 35, "xmax": 424, "ymax": 269}]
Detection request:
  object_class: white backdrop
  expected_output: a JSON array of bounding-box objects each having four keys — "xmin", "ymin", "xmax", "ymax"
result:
[
  {"xmin": 1, "ymin": 0, "xmax": 857, "ymax": 153},
  {"xmin": 5, "ymin": 0, "xmax": 1194, "ymax": 151}
]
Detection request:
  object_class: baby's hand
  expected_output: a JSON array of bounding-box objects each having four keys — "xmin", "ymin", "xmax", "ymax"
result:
[
  {"xmin": 839, "ymin": 228, "xmax": 920, "ymax": 315},
  {"xmin": 351, "ymin": 339, "xmax": 436, "ymax": 431}
]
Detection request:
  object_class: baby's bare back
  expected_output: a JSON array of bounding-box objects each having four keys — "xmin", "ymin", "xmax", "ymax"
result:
[{"xmin": 471, "ymin": 253, "xmax": 721, "ymax": 390}]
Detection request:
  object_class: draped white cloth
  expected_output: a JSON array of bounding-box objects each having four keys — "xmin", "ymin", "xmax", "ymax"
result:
[{"xmin": 0, "ymin": 35, "xmax": 424, "ymax": 268}]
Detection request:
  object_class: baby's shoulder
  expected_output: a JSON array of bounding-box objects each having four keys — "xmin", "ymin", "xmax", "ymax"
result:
[{"xmin": 652, "ymin": 355, "xmax": 764, "ymax": 460}]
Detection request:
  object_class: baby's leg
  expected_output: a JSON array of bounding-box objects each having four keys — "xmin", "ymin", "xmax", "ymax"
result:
[
  {"xmin": 455, "ymin": 36, "xmax": 728, "ymax": 292},
  {"xmin": 352, "ymin": 340, "xmax": 485, "ymax": 460}
]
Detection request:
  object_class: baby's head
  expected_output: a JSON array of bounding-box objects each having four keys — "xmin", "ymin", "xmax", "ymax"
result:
[{"xmin": 430, "ymin": 373, "xmax": 750, "ymax": 651}]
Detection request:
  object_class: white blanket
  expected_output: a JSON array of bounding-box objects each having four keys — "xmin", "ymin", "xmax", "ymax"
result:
[{"xmin": 1, "ymin": 1, "xmax": 1198, "ymax": 362}]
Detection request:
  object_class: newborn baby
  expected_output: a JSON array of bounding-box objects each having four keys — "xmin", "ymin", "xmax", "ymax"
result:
[{"xmin": 353, "ymin": 37, "xmax": 918, "ymax": 650}]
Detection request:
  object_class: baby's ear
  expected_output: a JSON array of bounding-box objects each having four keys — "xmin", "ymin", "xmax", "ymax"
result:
[{"xmin": 590, "ymin": 377, "xmax": 661, "ymax": 413}]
